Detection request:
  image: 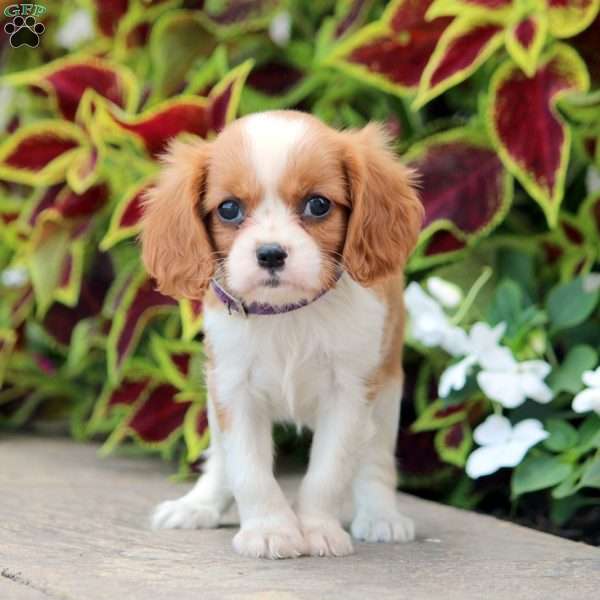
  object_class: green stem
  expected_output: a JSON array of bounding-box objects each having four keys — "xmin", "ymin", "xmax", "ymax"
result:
[{"xmin": 451, "ymin": 266, "xmax": 493, "ymax": 326}]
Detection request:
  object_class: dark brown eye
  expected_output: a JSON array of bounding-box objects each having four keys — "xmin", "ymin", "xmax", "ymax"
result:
[
  {"xmin": 303, "ymin": 195, "xmax": 331, "ymax": 218},
  {"xmin": 217, "ymin": 198, "xmax": 244, "ymax": 224}
]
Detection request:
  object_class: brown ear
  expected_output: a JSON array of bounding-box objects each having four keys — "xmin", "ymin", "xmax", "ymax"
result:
[
  {"xmin": 140, "ymin": 138, "xmax": 213, "ymax": 300},
  {"xmin": 341, "ymin": 123, "xmax": 424, "ymax": 285}
]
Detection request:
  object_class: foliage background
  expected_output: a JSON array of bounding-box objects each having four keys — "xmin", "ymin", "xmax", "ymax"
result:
[{"xmin": 0, "ymin": 0, "xmax": 599, "ymax": 541}]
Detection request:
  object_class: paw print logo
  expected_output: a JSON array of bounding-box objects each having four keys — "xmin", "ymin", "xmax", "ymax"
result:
[{"xmin": 4, "ymin": 15, "xmax": 45, "ymax": 48}]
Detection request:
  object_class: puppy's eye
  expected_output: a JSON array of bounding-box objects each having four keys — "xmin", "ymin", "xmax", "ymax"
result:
[
  {"xmin": 217, "ymin": 198, "xmax": 244, "ymax": 224},
  {"xmin": 302, "ymin": 195, "xmax": 331, "ymax": 219}
]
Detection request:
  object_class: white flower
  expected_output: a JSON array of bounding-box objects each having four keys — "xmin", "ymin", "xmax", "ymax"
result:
[
  {"xmin": 1, "ymin": 266, "xmax": 28, "ymax": 288},
  {"xmin": 477, "ymin": 359, "xmax": 553, "ymax": 409},
  {"xmin": 55, "ymin": 9, "xmax": 94, "ymax": 49},
  {"xmin": 426, "ymin": 276, "xmax": 463, "ymax": 308},
  {"xmin": 572, "ymin": 367, "xmax": 600, "ymax": 415},
  {"xmin": 269, "ymin": 11, "xmax": 292, "ymax": 46},
  {"xmin": 405, "ymin": 282, "xmax": 468, "ymax": 356},
  {"xmin": 466, "ymin": 415, "xmax": 549, "ymax": 478},
  {"xmin": 437, "ymin": 322, "xmax": 513, "ymax": 397},
  {"xmin": 438, "ymin": 355, "xmax": 476, "ymax": 397}
]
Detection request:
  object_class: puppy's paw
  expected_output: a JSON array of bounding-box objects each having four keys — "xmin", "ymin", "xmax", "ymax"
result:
[
  {"xmin": 151, "ymin": 498, "xmax": 221, "ymax": 530},
  {"xmin": 232, "ymin": 518, "xmax": 306, "ymax": 559},
  {"xmin": 351, "ymin": 511, "xmax": 415, "ymax": 543},
  {"xmin": 300, "ymin": 517, "xmax": 354, "ymax": 557}
]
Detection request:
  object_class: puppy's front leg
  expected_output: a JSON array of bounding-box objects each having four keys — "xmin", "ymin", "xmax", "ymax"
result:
[
  {"xmin": 224, "ymin": 397, "xmax": 305, "ymax": 559},
  {"xmin": 297, "ymin": 381, "xmax": 372, "ymax": 557}
]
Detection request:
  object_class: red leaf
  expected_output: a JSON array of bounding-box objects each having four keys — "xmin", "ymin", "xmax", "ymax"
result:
[
  {"xmin": 108, "ymin": 379, "xmax": 150, "ymax": 408},
  {"xmin": 247, "ymin": 63, "xmax": 304, "ymax": 96},
  {"xmin": 331, "ymin": 0, "xmax": 451, "ymax": 93},
  {"xmin": 108, "ymin": 275, "xmax": 176, "ymax": 382},
  {"xmin": 28, "ymin": 186, "xmax": 62, "ymax": 226},
  {"xmin": 119, "ymin": 189, "xmax": 144, "ymax": 227},
  {"xmin": 424, "ymin": 231, "xmax": 466, "ymax": 256},
  {"xmin": 515, "ymin": 17, "xmax": 535, "ymax": 47},
  {"xmin": 54, "ymin": 184, "xmax": 109, "ymax": 219},
  {"xmin": 5, "ymin": 134, "xmax": 78, "ymax": 171},
  {"xmin": 109, "ymin": 101, "xmax": 211, "ymax": 156},
  {"xmin": 128, "ymin": 384, "xmax": 190, "ymax": 443},
  {"xmin": 202, "ymin": 0, "xmax": 277, "ymax": 27},
  {"xmin": 406, "ymin": 130, "xmax": 511, "ymax": 263},
  {"xmin": 30, "ymin": 58, "xmax": 138, "ymax": 121},
  {"xmin": 488, "ymin": 45, "xmax": 589, "ymax": 225},
  {"xmin": 94, "ymin": 0, "xmax": 129, "ymax": 36},
  {"xmin": 105, "ymin": 61, "xmax": 250, "ymax": 156},
  {"xmin": 429, "ymin": 23, "xmax": 501, "ymax": 87},
  {"xmin": 349, "ymin": 21, "xmax": 450, "ymax": 89}
]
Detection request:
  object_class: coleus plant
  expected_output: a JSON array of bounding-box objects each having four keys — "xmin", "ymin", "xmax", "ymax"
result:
[{"xmin": 0, "ymin": 0, "xmax": 599, "ymax": 530}]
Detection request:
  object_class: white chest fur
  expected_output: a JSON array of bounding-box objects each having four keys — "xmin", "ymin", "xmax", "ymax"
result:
[{"xmin": 204, "ymin": 274, "xmax": 387, "ymax": 427}]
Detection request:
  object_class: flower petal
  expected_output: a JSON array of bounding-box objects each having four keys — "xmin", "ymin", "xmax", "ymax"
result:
[
  {"xmin": 582, "ymin": 367, "xmax": 600, "ymax": 388},
  {"xmin": 438, "ymin": 355, "xmax": 476, "ymax": 397},
  {"xmin": 466, "ymin": 444, "xmax": 506, "ymax": 478},
  {"xmin": 572, "ymin": 388, "xmax": 600, "ymax": 413},
  {"xmin": 477, "ymin": 370, "xmax": 525, "ymax": 408},
  {"xmin": 472, "ymin": 414, "xmax": 511, "ymax": 446},
  {"xmin": 519, "ymin": 374, "xmax": 554, "ymax": 404},
  {"xmin": 426, "ymin": 276, "xmax": 463, "ymax": 308},
  {"xmin": 511, "ymin": 419, "xmax": 549, "ymax": 446}
]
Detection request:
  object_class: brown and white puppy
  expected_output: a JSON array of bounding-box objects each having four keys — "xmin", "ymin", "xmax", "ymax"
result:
[{"xmin": 141, "ymin": 110, "xmax": 423, "ymax": 559}]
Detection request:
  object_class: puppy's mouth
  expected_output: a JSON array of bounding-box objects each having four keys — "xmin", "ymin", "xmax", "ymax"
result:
[{"xmin": 260, "ymin": 276, "xmax": 281, "ymax": 288}]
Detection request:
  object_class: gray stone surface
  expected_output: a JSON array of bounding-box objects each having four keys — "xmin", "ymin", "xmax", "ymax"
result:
[{"xmin": 1, "ymin": 435, "xmax": 599, "ymax": 600}]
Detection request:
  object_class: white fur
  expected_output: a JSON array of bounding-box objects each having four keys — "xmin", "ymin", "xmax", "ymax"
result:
[
  {"xmin": 152, "ymin": 275, "xmax": 415, "ymax": 557},
  {"xmin": 151, "ymin": 114, "xmax": 415, "ymax": 558}
]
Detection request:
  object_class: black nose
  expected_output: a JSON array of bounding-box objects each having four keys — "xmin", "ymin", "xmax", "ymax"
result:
[{"xmin": 256, "ymin": 243, "xmax": 287, "ymax": 270}]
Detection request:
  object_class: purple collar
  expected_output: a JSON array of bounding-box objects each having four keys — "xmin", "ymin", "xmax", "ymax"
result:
[{"xmin": 210, "ymin": 272, "xmax": 343, "ymax": 317}]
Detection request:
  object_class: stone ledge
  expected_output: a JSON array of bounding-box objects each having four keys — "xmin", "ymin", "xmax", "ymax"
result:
[{"xmin": 1, "ymin": 435, "xmax": 598, "ymax": 600}]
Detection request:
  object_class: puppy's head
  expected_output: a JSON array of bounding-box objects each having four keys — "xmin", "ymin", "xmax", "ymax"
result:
[{"xmin": 140, "ymin": 111, "xmax": 423, "ymax": 304}]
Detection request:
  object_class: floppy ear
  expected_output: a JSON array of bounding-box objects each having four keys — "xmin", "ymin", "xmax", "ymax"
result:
[
  {"xmin": 140, "ymin": 138, "xmax": 213, "ymax": 300},
  {"xmin": 341, "ymin": 123, "xmax": 424, "ymax": 285}
]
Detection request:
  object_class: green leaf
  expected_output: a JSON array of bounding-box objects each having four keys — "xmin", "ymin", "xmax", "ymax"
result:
[
  {"xmin": 580, "ymin": 457, "xmax": 600, "ymax": 490},
  {"xmin": 548, "ymin": 345, "xmax": 598, "ymax": 394},
  {"xmin": 546, "ymin": 277, "xmax": 599, "ymax": 333},
  {"xmin": 411, "ymin": 399, "xmax": 468, "ymax": 433},
  {"xmin": 434, "ymin": 422, "xmax": 472, "ymax": 468},
  {"xmin": 543, "ymin": 419, "xmax": 579, "ymax": 452},
  {"xmin": 487, "ymin": 278, "xmax": 523, "ymax": 334},
  {"xmin": 512, "ymin": 454, "xmax": 573, "ymax": 497}
]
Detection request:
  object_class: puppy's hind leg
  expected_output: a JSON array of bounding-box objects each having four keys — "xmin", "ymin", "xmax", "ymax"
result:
[
  {"xmin": 350, "ymin": 377, "xmax": 415, "ymax": 543},
  {"xmin": 151, "ymin": 395, "xmax": 233, "ymax": 530}
]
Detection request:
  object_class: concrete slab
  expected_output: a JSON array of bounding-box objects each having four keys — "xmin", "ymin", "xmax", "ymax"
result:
[{"xmin": 1, "ymin": 435, "xmax": 598, "ymax": 600}]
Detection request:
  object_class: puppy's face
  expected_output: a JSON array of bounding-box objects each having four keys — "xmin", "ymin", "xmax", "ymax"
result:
[
  {"xmin": 141, "ymin": 111, "xmax": 423, "ymax": 303},
  {"xmin": 205, "ymin": 113, "xmax": 349, "ymax": 305}
]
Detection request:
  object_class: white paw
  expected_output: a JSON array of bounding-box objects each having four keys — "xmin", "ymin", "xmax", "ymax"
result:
[
  {"xmin": 151, "ymin": 498, "xmax": 221, "ymax": 530},
  {"xmin": 232, "ymin": 517, "xmax": 306, "ymax": 559},
  {"xmin": 351, "ymin": 511, "xmax": 415, "ymax": 543},
  {"xmin": 300, "ymin": 517, "xmax": 354, "ymax": 557}
]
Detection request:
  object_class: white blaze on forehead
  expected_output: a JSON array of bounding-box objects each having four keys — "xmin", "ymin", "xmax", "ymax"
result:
[{"xmin": 243, "ymin": 113, "xmax": 308, "ymax": 196}]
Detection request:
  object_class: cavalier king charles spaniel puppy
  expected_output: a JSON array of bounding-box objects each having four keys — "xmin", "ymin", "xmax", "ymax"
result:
[{"xmin": 141, "ymin": 110, "xmax": 423, "ymax": 559}]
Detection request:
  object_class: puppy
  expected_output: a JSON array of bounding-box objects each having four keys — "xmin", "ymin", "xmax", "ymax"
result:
[{"xmin": 141, "ymin": 110, "xmax": 423, "ymax": 559}]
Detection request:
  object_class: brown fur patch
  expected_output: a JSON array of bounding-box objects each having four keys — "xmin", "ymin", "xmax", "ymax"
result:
[
  {"xmin": 366, "ymin": 273, "xmax": 406, "ymax": 402},
  {"xmin": 339, "ymin": 124, "xmax": 424, "ymax": 286}
]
